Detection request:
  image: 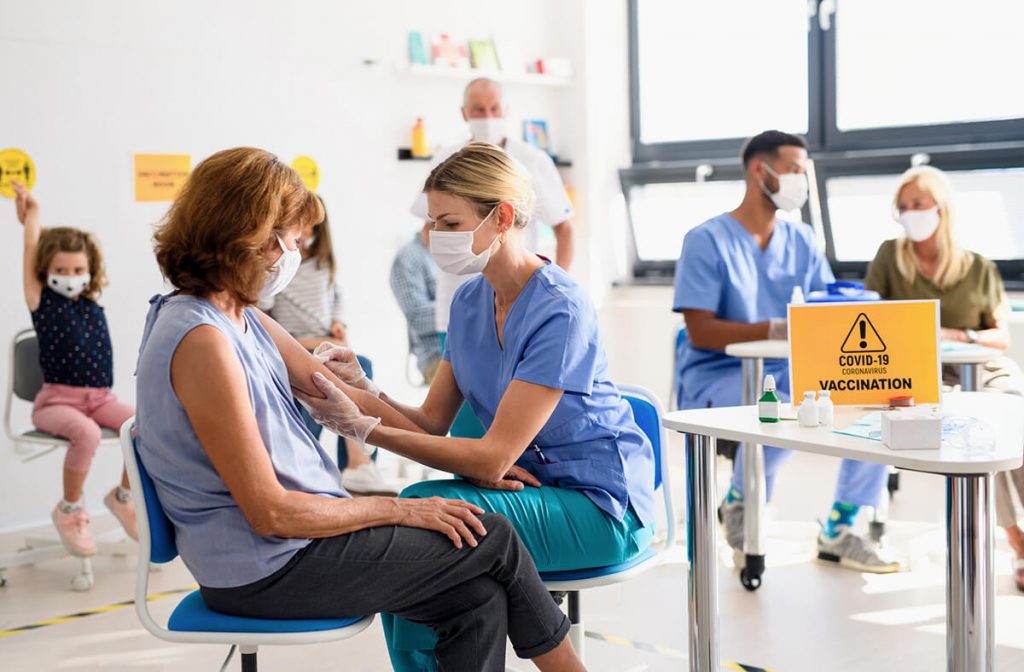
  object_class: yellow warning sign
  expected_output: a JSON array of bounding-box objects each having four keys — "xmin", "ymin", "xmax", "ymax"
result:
[
  {"xmin": 134, "ymin": 154, "xmax": 191, "ymax": 202},
  {"xmin": 0, "ymin": 148, "xmax": 37, "ymax": 199},
  {"xmin": 291, "ymin": 156, "xmax": 319, "ymax": 192},
  {"xmin": 789, "ymin": 300, "xmax": 940, "ymax": 405},
  {"xmin": 841, "ymin": 313, "xmax": 886, "ymax": 353}
]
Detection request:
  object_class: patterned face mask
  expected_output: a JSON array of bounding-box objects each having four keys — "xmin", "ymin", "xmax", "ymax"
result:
[{"xmin": 48, "ymin": 273, "xmax": 91, "ymax": 299}]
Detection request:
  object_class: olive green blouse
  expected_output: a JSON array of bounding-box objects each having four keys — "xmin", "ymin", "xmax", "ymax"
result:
[{"xmin": 865, "ymin": 239, "xmax": 1009, "ymax": 330}]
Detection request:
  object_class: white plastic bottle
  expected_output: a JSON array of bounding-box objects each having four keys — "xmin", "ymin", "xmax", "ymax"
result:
[
  {"xmin": 817, "ymin": 389, "xmax": 834, "ymax": 428},
  {"xmin": 790, "ymin": 285, "xmax": 805, "ymax": 305},
  {"xmin": 798, "ymin": 391, "xmax": 819, "ymax": 427}
]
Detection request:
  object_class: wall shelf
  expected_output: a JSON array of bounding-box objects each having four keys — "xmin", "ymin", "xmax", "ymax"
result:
[{"xmin": 396, "ymin": 63, "xmax": 570, "ymax": 88}]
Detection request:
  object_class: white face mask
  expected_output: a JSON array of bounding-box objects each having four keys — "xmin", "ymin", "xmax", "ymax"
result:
[
  {"xmin": 259, "ymin": 236, "xmax": 302, "ymax": 299},
  {"xmin": 898, "ymin": 207, "xmax": 941, "ymax": 242},
  {"xmin": 48, "ymin": 273, "xmax": 91, "ymax": 299},
  {"xmin": 759, "ymin": 163, "xmax": 809, "ymax": 212},
  {"xmin": 429, "ymin": 206, "xmax": 499, "ymax": 276},
  {"xmin": 467, "ymin": 118, "xmax": 506, "ymax": 145}
]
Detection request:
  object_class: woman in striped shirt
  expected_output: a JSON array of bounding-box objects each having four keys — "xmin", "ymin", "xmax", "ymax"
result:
[{"xmin": 261, "ymin": 197, "xmax": 397, "ymax": 495}]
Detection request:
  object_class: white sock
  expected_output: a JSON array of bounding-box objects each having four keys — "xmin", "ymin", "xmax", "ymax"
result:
[{"xmin": 59, "ymin": 498, "xmax": 83, "ymax": 514}]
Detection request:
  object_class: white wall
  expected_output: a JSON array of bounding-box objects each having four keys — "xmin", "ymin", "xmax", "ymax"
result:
[{"xmin": 0, "ymin": 0, "xmax": 622, "ymax": 531}]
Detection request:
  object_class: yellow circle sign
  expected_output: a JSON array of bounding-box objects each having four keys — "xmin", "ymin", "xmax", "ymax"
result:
[
  {"xmin": 291, "ymin": 156, "xmax": 320, "ymax": 193},
  {"xmin": 0, "ymin": 148, "xmax": 36, "ymax": 199}
]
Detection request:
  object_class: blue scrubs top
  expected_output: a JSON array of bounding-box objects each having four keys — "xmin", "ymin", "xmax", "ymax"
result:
[
  {"xmin": 445, "ymin": 262, "xmax": 656, "ymax": 526},
  {"xmin": 672, "ymin": 213, "xmax": 834, "ymax": 409}
]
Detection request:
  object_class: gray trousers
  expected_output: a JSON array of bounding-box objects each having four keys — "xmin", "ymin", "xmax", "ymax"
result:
[{"xmin": 200, "ymin": 513, "xmax": 569, "ymax": 671}]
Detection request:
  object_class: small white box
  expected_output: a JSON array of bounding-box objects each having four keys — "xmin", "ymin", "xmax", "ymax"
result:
[{"xmin": 881, "ymin": 409, "xmax": 942, "ymax": 450}]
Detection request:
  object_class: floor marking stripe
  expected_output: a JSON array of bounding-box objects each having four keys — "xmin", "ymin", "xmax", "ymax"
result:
[
  {"xmin": 0, "ymin": 586, "xmax": 195, "ymax": 639},
  {"xmin": 585, "ymin": 630, "xmax": 772, "ymax": 670}
]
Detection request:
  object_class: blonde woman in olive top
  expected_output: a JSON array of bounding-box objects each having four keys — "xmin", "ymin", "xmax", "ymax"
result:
[{"xmin": 865, "ymin": 165, "xmax": 1024, "ymax": 591}]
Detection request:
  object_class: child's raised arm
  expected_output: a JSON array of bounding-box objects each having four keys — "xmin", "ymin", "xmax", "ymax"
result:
[{"xmin": 12, "ymin": 181, "xmax": 43, "ymax": 311}]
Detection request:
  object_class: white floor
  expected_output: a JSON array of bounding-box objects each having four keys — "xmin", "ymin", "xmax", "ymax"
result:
[{"xmin": 2, "ymin": 437, "xmax": 1024, "ymax": 671}]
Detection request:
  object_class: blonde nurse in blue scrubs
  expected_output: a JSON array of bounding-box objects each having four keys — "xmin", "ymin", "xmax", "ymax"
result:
[{"xmin": 301, "ymin": 142, "xmax": 655, "ymax": 671}]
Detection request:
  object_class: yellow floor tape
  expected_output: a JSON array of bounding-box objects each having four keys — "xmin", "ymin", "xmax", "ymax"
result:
[
  {"xmin": 1, "ymin": 591, "xmax": 771, "ymax": 672},
  {"xmin": 0, "ymin": 586, "xmax": 196, "ymax": 639},
  {"xmin": 585, "ymin": 630, "xmax": 772, "ymax": 671}
]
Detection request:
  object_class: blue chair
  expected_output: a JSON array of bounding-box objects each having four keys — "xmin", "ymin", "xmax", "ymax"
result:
[
  {"xmin": 538, "ymin": 385, "xmax": 675, "ymax": 661},
  {"xmin": 120, "ymin": 419, "xmax": 374, "ymax": 672},
  {"xmin": 671, "ymin": 324, "xmax": 688, "ymax": 410}
]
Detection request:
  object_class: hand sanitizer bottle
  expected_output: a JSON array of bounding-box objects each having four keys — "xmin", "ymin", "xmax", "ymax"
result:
[
  {"xmin": 798, "ymin": 391, "xmax": 819, "ymax": 427},
  {"xmin": 758, "ymin": 375, "xmax": 780, "ymax": 423},
  {"xmin": 790, "ymin": 285, "xmax": 805, "ymax": 305},
  {"xmin": 817, "ymin": 389, "xmax": 834, "ymax": 428}
]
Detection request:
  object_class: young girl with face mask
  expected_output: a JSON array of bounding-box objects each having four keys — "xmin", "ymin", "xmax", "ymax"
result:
[{"xmin": 11, "ymin": 181, "xmax": 137, "ymax": 558}]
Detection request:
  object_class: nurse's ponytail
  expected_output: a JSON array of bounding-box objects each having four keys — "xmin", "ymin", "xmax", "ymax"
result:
[{"xmin": 423, "ymin": 142, "xmax": 536, "ymax": 229}]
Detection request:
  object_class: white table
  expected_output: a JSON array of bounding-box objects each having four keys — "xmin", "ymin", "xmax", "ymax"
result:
[
  {"xmin": 941, "ymin": 343, "xmax": 1003, "ymax": 392},
  {"xmin": 664, "ymin": 391, "xmax": 1024, "ymax": 672},
  {"xmin": 722, "ymin": 339, "xmax": 1006, "ymax": 590},
  {"xmin": 723, "ymin": 339, "xmax": 789, "ymax": 589}
]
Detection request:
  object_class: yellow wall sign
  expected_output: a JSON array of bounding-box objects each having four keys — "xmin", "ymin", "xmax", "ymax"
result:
[
  {"xmin": 291, "ymin": 156, "xmax": 319, "ymax": 192},
  {"xmin": 788, "ymin": 300, "xmax": 940, "ymax": 405},
  {"xmin": 134, "ymin": 154, "xmax": 191, "ymax": 202},
  {"xmin": 0, "ymin": 148, "xmax": 37, "ymax": 198}
]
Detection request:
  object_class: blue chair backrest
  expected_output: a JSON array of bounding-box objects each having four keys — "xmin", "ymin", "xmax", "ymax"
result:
[
  {"xmin": 131, "ymin": 436, "xmax": 179, "ymax": 564},
  {"xmin": 672, "ymin": 326, "xmax": 688, "ymax": 409},
  {"xmin": 623, "ymin": 394, "xmax": 662, "ymax": 490}
]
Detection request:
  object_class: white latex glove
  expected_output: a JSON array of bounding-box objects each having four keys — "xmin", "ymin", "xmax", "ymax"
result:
[
  {"xmin": 767, "ymin": 317, "xmax": 788, "ymax": 340},
  {"xmin": 294, "ymin": 372, "xmax": 381, "ymax": 453},
  {"xmin": 313, "ymin": 342, "xmax": 381, "ymax": 398}
]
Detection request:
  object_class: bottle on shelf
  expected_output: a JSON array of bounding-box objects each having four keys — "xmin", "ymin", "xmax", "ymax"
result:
[{"xmin": 411, "ymin": 118, "xmax": 430, "ymax": 158}]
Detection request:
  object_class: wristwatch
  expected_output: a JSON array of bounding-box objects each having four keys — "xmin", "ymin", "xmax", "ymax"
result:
[{"xmin": 964, "ymin": 328, "xmax": 979, "ymax": 343}]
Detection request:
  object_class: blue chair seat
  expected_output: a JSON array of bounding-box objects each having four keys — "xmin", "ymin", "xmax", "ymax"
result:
[
  {"xmin": 168, "ymin": 591, "xmax": 366, "ymax": 634},
  {"xmin": 539, "ymin": 547, "xmax": 657, "ymax": 583}
]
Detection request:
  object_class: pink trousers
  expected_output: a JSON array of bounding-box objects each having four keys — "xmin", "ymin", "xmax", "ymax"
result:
[{"xmin": 32, "ymin": 384, "xmax": 134, "ymax": 473}]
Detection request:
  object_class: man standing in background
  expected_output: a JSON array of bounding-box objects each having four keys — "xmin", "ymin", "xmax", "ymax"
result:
[{"xmin": 410, "ymin": 77, "xmax": 576, "ymax": 333}]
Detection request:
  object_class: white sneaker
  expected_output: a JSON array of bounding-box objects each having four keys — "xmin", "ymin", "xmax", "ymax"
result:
[
  {"xmin": 817, "ymin": 526, "xmax": 901, "ymax": 574},
  {"xmin": 341, "ymin": 463, "xmax": 400, "ymax": 496}
]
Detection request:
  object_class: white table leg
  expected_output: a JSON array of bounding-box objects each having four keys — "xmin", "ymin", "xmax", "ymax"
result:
[
  {"xmin": 945, "ymin": 473, "xmax": 994, "ymax": 672},
  {"xmin": 740, "ymin": 357, "xmax": 767, "ymax": 590},
  {"xmin": 686, "ymin": 432, "xmax": 720, "ymax": 672}
]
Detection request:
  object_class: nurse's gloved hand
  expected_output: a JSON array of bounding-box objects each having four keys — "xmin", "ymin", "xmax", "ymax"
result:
[
  {"xmin": 295, "ymin": 372, "xmax": 381, "ymax": 452},
  {"xmin": 313, "ymin": 342, "xmax": 381, "ymax": 398},
  {"xmin": 465, "ymin": 466, "xmax": 542, "ymax": 492},
  {"xmin": 768, "ymin": 317, "xmax": 788, "ymax": 340}
]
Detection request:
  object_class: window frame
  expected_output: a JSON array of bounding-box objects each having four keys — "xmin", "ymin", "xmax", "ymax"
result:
[
  {"xmin": 625, "ymin": 0, "xmax": 1024, "ymax": 285},
  {"xmin": 814, "ymin": 145, "xmax": 1024, "ymax": 288}
]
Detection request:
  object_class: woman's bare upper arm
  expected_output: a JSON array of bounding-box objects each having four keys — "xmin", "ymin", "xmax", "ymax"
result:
[{"xmin": 170, "ymin": 326, "xmax": 286, "ymax": 520}]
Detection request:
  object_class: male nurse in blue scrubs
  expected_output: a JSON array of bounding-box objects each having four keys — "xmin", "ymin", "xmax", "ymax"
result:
[{"xmin": 672, "ymin": 130, "xmax": 898, "ymax": 573}]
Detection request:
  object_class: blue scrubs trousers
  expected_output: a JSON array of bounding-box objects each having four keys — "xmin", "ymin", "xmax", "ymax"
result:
[{"xmin": 382, "ymin": 479, "xmax": 654, "ymax": 671}]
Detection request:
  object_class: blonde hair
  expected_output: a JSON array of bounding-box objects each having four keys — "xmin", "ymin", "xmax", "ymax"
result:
[
  {"xmin": 35, "ymin": 227, "xmax": 108, "ymax": 300},
  {"xmin": 423, "ymin": 142, "xmax": 535, "ymax": 229},
  {"xmin": 892, "ymin": 165, "xmax": 969, "ymax": 290}
]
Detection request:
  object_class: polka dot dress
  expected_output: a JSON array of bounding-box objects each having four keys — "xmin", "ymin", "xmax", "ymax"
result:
[{"xmin": 30, "ymin": 287, "xmax": 114, "ymax": 388}]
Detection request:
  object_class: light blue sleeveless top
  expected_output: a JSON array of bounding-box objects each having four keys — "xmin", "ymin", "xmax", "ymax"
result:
[{"xmin": 135, "ymin": 294, "xmax": 346, "ymax": 588}]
